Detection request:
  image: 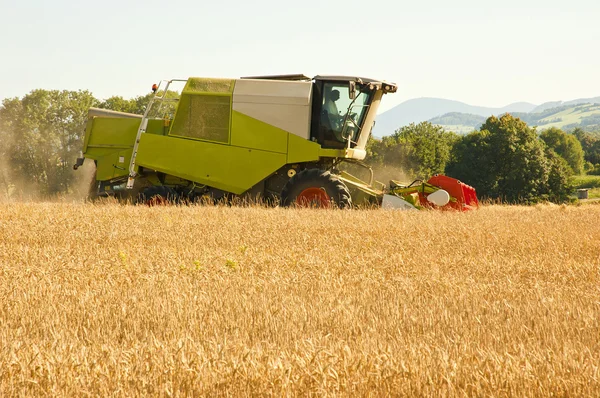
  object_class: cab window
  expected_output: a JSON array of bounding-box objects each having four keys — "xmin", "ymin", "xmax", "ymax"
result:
[{"xmin": 317, "ymin": 82, "xmax": 372, "ymax": 148}]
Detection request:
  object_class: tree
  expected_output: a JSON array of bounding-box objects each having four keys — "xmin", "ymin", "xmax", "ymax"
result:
[
  {"xmin": 572, "ymin": 127, "xmax": 600, "ymax": 165},
  {"xmin": 0, "ymin": 90, "xmax": 98, "ymax": 196},
  {"xmin": 0, "ymin": 86, "xmax": 181, "ymax": 198},
  {"xmin": 446, "ymin": 114, "xmax": 572, "ymax": 203},
  {"xmin": 98, "ymin": 90, "xmax": 179, "ymax": 117},
  {"xmin": 539, "ymin": 127, "xmax": 585, "ymax": 174},
  {"xmin": 98, "ymin": 94, "xmax": 151, "ymax": 114},
  {"xmin": 543, "ymin": 149, "xmax": 574, "ymax": 202},
  {"xmin": 366, "ymin": 122, "xmax": 458, "ymax": 179}
]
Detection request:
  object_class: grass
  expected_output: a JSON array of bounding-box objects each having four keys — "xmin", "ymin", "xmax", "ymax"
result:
[
  {"xmin": 1, "ymin": 202, "xmax": 599, "ymax": 396},
  {"xmin": 538, "ymin": 104, "xmax": 600, "ymax": 129},
  {"xmin": 573, "ymin": 174, "xmax": 600, "ymax": 199}
]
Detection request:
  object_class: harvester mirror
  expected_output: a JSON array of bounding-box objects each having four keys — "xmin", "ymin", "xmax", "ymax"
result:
[{"xmin": 349, "ymin": 81, "xmax": 356, "ymax": 99}]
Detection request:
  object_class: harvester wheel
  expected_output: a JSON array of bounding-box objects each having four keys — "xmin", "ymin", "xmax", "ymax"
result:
[
  {"xmin": 138, "ymin": 186, "xmax": 177, "ymax": 206},
  {"xmin": 281, "ymin": 169, "xmax": 352, "ymax": 208}
]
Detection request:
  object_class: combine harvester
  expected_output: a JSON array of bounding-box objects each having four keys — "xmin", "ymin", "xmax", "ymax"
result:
[{"xmin": 74, "ymin": 74, "xmax": 478, "ymax": 210}]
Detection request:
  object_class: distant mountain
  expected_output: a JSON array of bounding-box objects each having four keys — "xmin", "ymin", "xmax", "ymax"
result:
[
  {"xmin": 428, "ymin": 112, "xmax": 486, "ymax": 127},
  {"xmin": 374, "ymin": 96, "xmax": 600, "ymax": 136},
  {"xmin": 531, "ymin": 97, "xmax": 600, "ymax": 113},
  {"xmin": 516, "ymin": 103, "xmax": 600, "ymax": 131},
  {"xmin": 373, "ymin": 98, "xmax": 537, "ymax": 135},
  {"xmin": 427, "ymin": 113, "xmax": 487, "ymax": 133},
  {"xmin": 423, "ymin": 104, "xmax": 600, "ymax": 134}
]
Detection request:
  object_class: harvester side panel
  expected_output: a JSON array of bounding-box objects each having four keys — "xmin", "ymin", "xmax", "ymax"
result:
[
  {"xmin": 232, "ymin": 79, "xmax": 312, "ymax": 139},
  {"xmin": 86, "ymin": 118, "xmax": 139, "ymax": 149},
  {"xmin": 83, "ymin": 117, "xmax": 167, "ymax": 181},
  {"xmin": 168, "ymin": 94, "xmax": 232, "ymax": 144},
  {"xmin": 135, "ymin": 134, "xmax": 287, "ymax": 194},
  {"xmin": 287, "ymin": 133, "xmax": 321, "ymax": 164},
  {"xmin": 168, "ymin": 78, "xmax": 235, "ymax": 144},
  {"xmin": 231, "ymin": 111, "xmax": 288, "ymax": 153}
]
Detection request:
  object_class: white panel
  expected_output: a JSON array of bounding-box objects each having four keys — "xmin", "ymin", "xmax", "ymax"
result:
[
  {"xmin": 233, "ymin": 102, "xmax": 311, "ymax": 139},
  {"xmin": 348, "ymin": 148, "xmax": 366, "ymax": 160},
  {"xmin": 382, "ymin": 195, "xmax": 418, "ymax": 210},
  {"xmin": 233, "ymin": 79, "xmax": 312, "ymax": 106},
  {"xmin": 427, "ymin": 189, "xmax": 450, "ymax": 206}
]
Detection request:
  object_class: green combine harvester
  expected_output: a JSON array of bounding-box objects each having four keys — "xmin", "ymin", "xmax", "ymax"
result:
[{"xmin": 74, "ymin": 74, "xmax": 478, "ymax": 210}]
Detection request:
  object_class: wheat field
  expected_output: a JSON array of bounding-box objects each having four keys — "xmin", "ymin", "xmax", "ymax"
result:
[{"xmin": 0, "ymin": 202, "xmax": 599, "ymax": 396}]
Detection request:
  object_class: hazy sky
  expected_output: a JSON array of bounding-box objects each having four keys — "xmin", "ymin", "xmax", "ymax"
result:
[{"xmin": 1, "ymin": 0, "xmax": 599, "ymax": 112}]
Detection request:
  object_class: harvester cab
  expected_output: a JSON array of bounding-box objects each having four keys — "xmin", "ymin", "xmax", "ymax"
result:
[
  {"xmin": 75, "ymin": 73, "xmax": 478, "ymax": 210},
  {"xmin": 313, "ymin": 76, "xmax": 396, "ymax": 154}
]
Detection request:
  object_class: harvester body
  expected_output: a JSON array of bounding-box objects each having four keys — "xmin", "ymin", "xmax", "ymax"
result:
[{"xmin": 77, "ymin": 74, "xmax": 478, "ymax": 209}]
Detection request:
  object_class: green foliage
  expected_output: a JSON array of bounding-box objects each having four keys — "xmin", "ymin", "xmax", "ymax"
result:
[
  {"xmin": 367, "ymin": 122, "xmax": 458, "ymax": 179},
  {"xmin": 572, "ymin": 174, "xmax": 600, "ymax": 189},
  {"xmin": 428, "ymin": 112, "xmax": 486, "ymax": 127},
  {"xmin": 0, "ymin": 87, "xmax": 180, "ymax": 197},
  {"xmin": 98, "ymin": 95, "xmax": 148, "ymax": 114},
  {"xmin": 572, "ymin": 174, "xmax": 600, "ymax": 199},
  {"xmin": 587, "ymin": 165, "xmax": 600, "ymax": 176},
  {"xmin": 97, "ymin": 90, "xmax": 179, "ymax": 118},
  {"xmin": 446, "ymin": 114, "xmax": 573, "ymax": 203},
  {"xmin": 0, "ymin": 90, "xmax": 99, "ymax": 196},
  {"xmin": 539, "ymin": 127, "xmax": 585, "ymax": 174},
  {"xmin": 543, "ymin": 150, "xmax": 574, "ymax": 202},
  {"xmin": 572, "ymin": 128, "xmax": 600, "ymax": 165}
]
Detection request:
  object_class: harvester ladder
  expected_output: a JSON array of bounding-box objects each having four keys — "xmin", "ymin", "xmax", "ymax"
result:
[{"xmin": 126, "ymin": 79, "xmax": 185, "ymax": 189}]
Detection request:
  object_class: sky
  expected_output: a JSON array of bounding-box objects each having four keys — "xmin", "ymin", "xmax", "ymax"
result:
[{"xmin": 1, "ymin": 0, "xmax": 599, "ymax": 113}]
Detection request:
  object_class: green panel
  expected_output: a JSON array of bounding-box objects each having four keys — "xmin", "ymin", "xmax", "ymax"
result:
[
  {"xmin": 93, "ymin": 149, "xmax": 132, "ymax": 181},
  {"xmin": 231, "ymin": 111, "xmax": 288, "ymax": 154},
  {"xmin": 169, "ymin": 94, "xmax": 231, "ymax": 143},
  {"xmin": 184, "ymin": 78, "xmax": 235, "ymax": 94},
  {"xmin": 86, "ymin": 118, "xmax": 140, "ymax": 149},
  {"xmin": 84, "ymin": 117, "xmax": 165, "ymax": 156},
  {"xmin": 83, "ymin": 118, "xmax": 94, "ymax": 153},
  {"xmin": 112, "ymin": 149, "xmax": 132, "ymax": 179},
  {"xmin": 320, "ymin": 148, "xmax": 347, "ymax": 159},
  {"xmin": 135, "ymin": 134, "xmax": 286, "ymax": 194},
  {"xmin": 146, "ymin": 119, "xmax": 168, "ymax": 135},
  {"xmin": 95, "ymin": 153, "xmax": 117, "ymax": 181},
  {"xmin": 287, "ymin": 133, "xmax": 321, "ymax": 163}
]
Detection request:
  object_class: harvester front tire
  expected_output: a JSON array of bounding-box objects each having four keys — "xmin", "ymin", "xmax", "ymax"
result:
[
  {"xmin": 281, "ymin": 169, "xmax": 352, "ymax": 208},
  {"xmin": 138, "ymin": 186, "xmax": 177, "ymax": 206}
]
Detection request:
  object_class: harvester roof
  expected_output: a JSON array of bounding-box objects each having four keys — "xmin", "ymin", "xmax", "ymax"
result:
[{"xmin": 240, "ymin": 74, "xmax": 397, "ymax": 93}]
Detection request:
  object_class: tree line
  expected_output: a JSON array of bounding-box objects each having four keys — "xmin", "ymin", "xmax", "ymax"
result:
[
  {"xmin": 1, "ymin": 88, "xmax": 600, "ymax": 203},
  {"xmin": 0, "ymin": 89, "xmax": 154, "ymax": 198},
  {"xmin": 368, "ymin": 116, "xmax": 600, "ymax": 203}
]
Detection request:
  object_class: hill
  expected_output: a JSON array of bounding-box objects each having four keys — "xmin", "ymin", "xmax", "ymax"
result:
[
  {"xmin": 427, "ymin": 104, "xmax": 600, "ymax": 134},
  {"xmin": 427, "ymin": 113, "xmax": 486, "ymax": 134},
  {"xmin": 531, "ymin": 96, "xmax": 600, "ymax": 113},
  {"xmin": 375, "ymin": 97, "xmax": 600, "ymax": 136},
  {"xmin": 373, "ymin": 98, "xmax": 536, "ymax": 135}
]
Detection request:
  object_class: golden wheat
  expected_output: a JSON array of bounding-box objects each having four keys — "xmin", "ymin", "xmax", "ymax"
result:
[{"xmin": 0, "ymin": 202, "xmax": 599, "ymax": 396}]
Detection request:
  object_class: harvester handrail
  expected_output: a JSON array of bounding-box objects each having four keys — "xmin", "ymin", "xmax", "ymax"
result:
[{"xmin": 126, "ymin": 78, "xmax": 187, "ymax": 189}]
